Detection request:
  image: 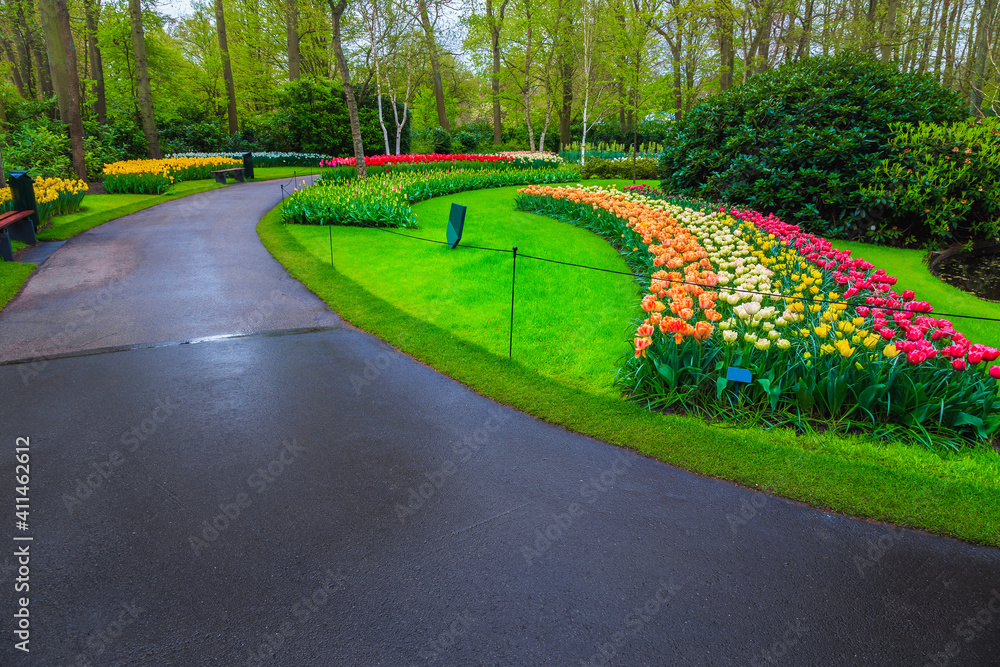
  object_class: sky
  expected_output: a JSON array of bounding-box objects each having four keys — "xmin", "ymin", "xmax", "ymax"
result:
[{"xmin": 158, "ymin": 0, "xmax": 194, "ymax": 20}]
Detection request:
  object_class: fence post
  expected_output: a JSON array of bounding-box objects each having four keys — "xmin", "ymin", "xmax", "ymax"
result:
[{"xmin": 509, "ymin": 246, "xmax": 518, "ymax": 359}]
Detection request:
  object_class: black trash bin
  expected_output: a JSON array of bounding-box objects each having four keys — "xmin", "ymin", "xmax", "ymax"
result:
[
  {"xmin": 7, "ymin": 171, "xmax": 40, "ymax": 231},
  {"xmin": 242, "ymin": 152, "xmax": 254, "ymax": 180}
]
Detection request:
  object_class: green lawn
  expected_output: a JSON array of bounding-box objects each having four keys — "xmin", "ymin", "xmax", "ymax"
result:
[
  {"xmin": 0, "ymin": 260, "xmax": 35, "ymax": 310},
  {"xmin": 260, "ymin": 179, "xmax": 1000, "ymax": 547},
  {"xmin": 284, "ymin": 182, "xmax": 642, "ymax": 395},
  {"xmin": 832, "ymin": 240, "xmax": 1000, "ymax": 346}
]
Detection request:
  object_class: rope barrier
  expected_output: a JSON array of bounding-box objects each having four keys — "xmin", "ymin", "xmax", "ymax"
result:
[{"xmin": 296, "ymin": 209, "xmax": 1000, "ymax": 326}]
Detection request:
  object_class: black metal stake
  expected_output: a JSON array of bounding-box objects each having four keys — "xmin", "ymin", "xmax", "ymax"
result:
[
  {"xmin": 280, "ymin": 184, "xmax": 285, "ymax": 202},
  {"xmin": 328, "ymin": 208, "xmax": 334, "ymax": 266},
  {"xmin": 509, "ymin": 246, "xmax": 518, "ymax": 359}
]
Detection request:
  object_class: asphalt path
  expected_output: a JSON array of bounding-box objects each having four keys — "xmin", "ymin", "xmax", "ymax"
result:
[{"xmin": 1, "ymin": 180, "xmax": 998, "ymax": 666}]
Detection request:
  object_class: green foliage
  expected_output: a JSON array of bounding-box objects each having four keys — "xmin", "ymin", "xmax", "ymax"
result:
[
  {"xmin": 581, "ymin": 157, "xmax": 659, "ymax": 179},
  {"xmin": 862, "ymin": 117, "xmax": 1000, "ymax": 246},
  {"xmin": 157, "ymin": 117, "xmax": 228, "ymax": 154},
  {"xmin": 429, "ymin": 127, "xmax": 452, "ymax": 154},
  {"xmin": 103, "ymin": 172, "xmax": 173, "ymax": 195},
  {"xmin": 283, "ymin": 166, "xmax": 579, "ymax": 227},
  {"xmin": 2, "ymin": 121, "xmax": 72, "ymax": 178},
  {"xmin": 658, "ymin": 53, "xmax": 967, "ymax": 241},
  {"xmin": 266, "ymin": 78, "xmax": 411, "ymax": 156},
  {"xmin": 83, "ymin": 121, "xmax": 144, "ymax": 181}
]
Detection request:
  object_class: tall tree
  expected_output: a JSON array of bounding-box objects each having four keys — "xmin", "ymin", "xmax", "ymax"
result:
[
  {"xmin": 214, "ymin": 0, "xmax": 238, "ymax": 133},
  {"xmin": 83, "ymin": 0, "xmax": 107, "ymax": 124},
  {"xmin": 129, "ymin": 0, "xmax": 161, "ymax": 158},
  {"xmin": 38, "ymin": 0, "xmax": 86, "ymax": 178},
  {"xmin": 485, "ymin": 0, "xmax": 509, "ymax": 144},
  {"xmin": 286, "ymin": 0, "xmax": 300, "ymax": 80},
  {"xmin": 415, "ymin": 0, "xmax": 448, "ymax": 130},
  {"xmin": 969, "ymin": 0, "xmax": 999, "ymax": 114},
  {"xmin": 329, "ymin": 0, "xmax": 367, "ymax": 178}
]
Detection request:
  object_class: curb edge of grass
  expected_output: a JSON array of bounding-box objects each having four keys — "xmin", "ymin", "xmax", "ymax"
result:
[{"xmin": 258, "ymin": 202, "xmax": 1000, "ymax": 549}]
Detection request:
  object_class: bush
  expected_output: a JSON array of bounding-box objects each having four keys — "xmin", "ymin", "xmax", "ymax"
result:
[
  {"xmin": 862, "ymin": 117, "xmax": 1000, "ymax": 246},
  {"xmin": 267, "ymin": 78, "xmax": 411, "ymax": 156},
  {"xmin": 429, "ymin": 127, "xmax": 451, "ymax": 154},
  {"xmin": 658, "ymin": 52, "xmax": 966, "ymax": 243},
  {"xmin": 157, "ymin": 117, "xmax": 228, "ymax": 154},
  {"xmin": 2, "ymin": 121, "xmax": 72, "ymax": 178},
  {"xmin": 581, "ymin": 156, "xmax": 659, "ymax": 179}
]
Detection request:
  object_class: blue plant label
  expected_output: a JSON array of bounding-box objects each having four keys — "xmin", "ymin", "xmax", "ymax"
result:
[{"xmin": 726, "ymin": 367, "xmax": 753, "ymax": 383}]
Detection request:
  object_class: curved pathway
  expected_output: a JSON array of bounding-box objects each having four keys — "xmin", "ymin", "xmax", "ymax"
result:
[{"xmin": 0, "ymin": 180, "xmax": 998, "ymax": 666}]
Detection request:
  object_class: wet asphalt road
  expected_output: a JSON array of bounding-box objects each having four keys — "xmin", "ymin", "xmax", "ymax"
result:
[{"xmin": 1, "ymin": 181, "xmax": 999, "ymax": 666}]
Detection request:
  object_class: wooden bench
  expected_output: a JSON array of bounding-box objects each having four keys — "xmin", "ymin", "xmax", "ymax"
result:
[
  {"xmin": 0, "ymin": 210, "xmax": 36, "ymax": 262},
  {"xmin": 211, "ymin": 167, "xmax": 245, "ymax": 184}
]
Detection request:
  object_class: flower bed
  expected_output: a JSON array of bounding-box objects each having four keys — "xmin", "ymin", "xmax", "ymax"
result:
[
  {"xmin": 319, "ymin": 153, "xmax": 566, "ymax": 184},
  {"xmin": 283, "ymin": 166, "xmax": 578, "ymax": 228},
  {"xmin": 103, "ymin": 157, "xmax": 242, "ymax": 194},
  {"xmin": 515, "ymin": 184, "xmax": 1000, "ymax": 449},
  {"xmin": 2, "ymin": 177, "xmax": 87, "ymax": 224},
  {"xmin": 167, "ymin": 151, "xmax": 333, "ymax": 167}
]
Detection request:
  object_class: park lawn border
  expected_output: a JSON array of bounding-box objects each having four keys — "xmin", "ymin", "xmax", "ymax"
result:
[
  {"xmin": 0, "ymin": 261, "xmax": 36, "ymax": 311},
  {"xmin": 257, "ymin": 202, "xmax": 1000, "ymax": 548}
]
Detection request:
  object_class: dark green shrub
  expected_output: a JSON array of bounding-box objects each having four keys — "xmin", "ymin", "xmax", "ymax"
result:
[
  {"xmin": 581, "ymin": 156, "xmax": 659, "ymax": 179},
  {"xmin": 2, "ymin": 121, "xmax": 72, "ymax": 178},
  {"xmin": 862, "ymin": 117, "xmax": 1000, "ymax": 245},
  {"xmin": 157, "ymin": 117, "xmax": 227, "ymax": 154},
  {"xmin": 430, "ymin": 127, "xmax": 451, "ymax": 154},
  {"xmin": 658, "ymin": 52, "xmax": 966, "ymax": 242}
]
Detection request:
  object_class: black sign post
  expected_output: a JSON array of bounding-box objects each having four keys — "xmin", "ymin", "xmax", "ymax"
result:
[
  {"xmin": 7, "ymin": 171, "xmax": 39, "ymax": 232},
  {"xmin": 446, "ymin": 203, "xmax": 466, "ymax": 249},
  {"xmin": 242, "ymin": 152, "xmax": 255, "ymax": 179}
]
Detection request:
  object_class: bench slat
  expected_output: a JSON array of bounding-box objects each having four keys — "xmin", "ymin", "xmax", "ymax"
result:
[{"xmin": 0, "ymin": 210, "xmax": 33, "ymax": 230}]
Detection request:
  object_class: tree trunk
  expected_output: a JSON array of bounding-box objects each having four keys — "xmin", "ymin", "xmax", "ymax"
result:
[
  {"xmin": 6, "ymin": 0, "xmax": 35, "ymax": 97},
  {"xmin": 880, "ymin": 0, "xmax": 900, "ymax": 64},
  {"xmin": 486, "ymin": 0, "xmax": 506, "ymax": 145},
  {"xmin": 794, "ymin": 0, "xmax": 813, "ymax": 60},
  {"xmin": 215, "ymin": 0, "xmax": 238, "ymax": 134},
  {"xmin": 330, "ymin": 0, "xmax": 367, "ymax": 179},
  {"xmin": 0, "ymin": 36, "xmax": 27, "ymax": 97},
  {"xmin": 716, "ymin": 0, "xmax": 734, "ymax": 91},
  {"xmin": 287, "ymin": 0, "xmax": 300, "ymax": 80},
  {"xmin": 969, "ymin": 0, "xmax": 998, "ymax": 114},
  {"xmin": 129, "ymin": 0, "xmax": 161, "ymax": 158},
  {"xmin": 84, "ymin": 0, "xmax": 107, "ymax": 124},
  {"xmin": 38, "ymin": 0, "xmax": 86, "ymax": 178},
  {"xmin": 523, "ymin": 0, "xmax": 533, "ymax": 151},
  {"xmin": 558, "ymin": 58, "xmax": 572, "ymax": 150},
  {"xmin": 417, "ymin": 0, "xmax": 448, "ymax": 131}
]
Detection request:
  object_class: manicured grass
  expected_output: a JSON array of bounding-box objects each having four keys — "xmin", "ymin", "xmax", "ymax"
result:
[
  {"xmin": 832, "ymin": 240, "xmax": 1000, "ymax": 346},
  {"xmin": 0, "ymin": 260, "xmax": 35, "ymax": 310},
  {"xmin": 259, "ymin": 180, "xmax": 1000, "ymax": 547},
  {"xmin": 251, "ymin": 166, "xmax": 323, "ymax": 181},
  {"xmin": 284, "ymin": 182, "xmax": 642, "ymax": 394}
]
